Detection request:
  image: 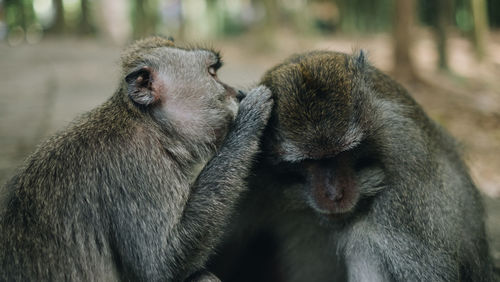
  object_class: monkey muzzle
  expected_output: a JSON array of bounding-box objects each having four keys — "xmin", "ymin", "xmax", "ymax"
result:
[{"xmin": 306, "ymin": 160, "xmax": 359, "ymax": 216}]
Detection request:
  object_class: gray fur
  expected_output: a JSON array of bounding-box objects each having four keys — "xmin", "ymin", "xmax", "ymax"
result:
[
  {"xmin": 208, "ymin": 51, "xmax": 493, "ymax": 282},
  {"xmin": 0, "ymin": 37, "xmax": 273, "ymax": 281}
]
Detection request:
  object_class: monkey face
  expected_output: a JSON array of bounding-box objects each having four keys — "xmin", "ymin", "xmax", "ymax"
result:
[
  {"xmin": 260, "ymin": 51, "xmax": 385, "ymax": 219},
  {"xmin": 121, "ymin": 37, "xmax": 240, "ymax": 147}
]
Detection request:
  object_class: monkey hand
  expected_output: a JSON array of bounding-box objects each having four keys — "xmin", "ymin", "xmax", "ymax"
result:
[
  {"xmin": 184, "ymin": 270, "xmax": 221, "ymax": 282},
  {"xmin": 233, "ymin": 85, "xmax": 273, "ymax": 138}
]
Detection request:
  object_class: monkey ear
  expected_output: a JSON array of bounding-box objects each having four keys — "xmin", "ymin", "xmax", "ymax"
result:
[{"xmin": 125, "ymin": 66, "xmax": 160, "ymax": 106}]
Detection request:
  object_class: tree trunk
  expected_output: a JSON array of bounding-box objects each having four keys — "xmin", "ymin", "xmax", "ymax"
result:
[
  {"xmin": 133, "ymin": 0, "xmax": 157, "ymax": 39},
  {"xmin": 393, "ymin": 0, "xmax": 417, "ymax": 80},
  {"xmin": 48, "ymin": 0, "xmax": 65, "ymax": 34},
  {"xmin": 435, "ymin": 0, "xmax": 453, "ymax": 70},
  {"xmin": 133, "ymin": 0, "xmax": 146, "ymax": 39},
  {"xmin": 177, "ymin": 1, "xmax": 185, "ymax": 41},
  {"xmin": 471, "ymin": 0, "xmax": 489, "ymax": 61},
  {"xmin": 79, "ymin": 0, "xmax": 93, "ymax": 35},
  {"xmin": 261, "ymin": 0, "xmax": 278, "ymax": 48}
]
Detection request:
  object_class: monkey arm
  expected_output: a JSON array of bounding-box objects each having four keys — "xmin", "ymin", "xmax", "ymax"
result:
[
  {"xmin": 99, "ymin": 78, "xmax": 269, "ymax": 282},
  {"xmin": 168, "ymin": 86, "xmax": 272, "ymax": 280},
  {"xmin": 342, "ymin": 221, "xmax": 458, "ymax": 282}
]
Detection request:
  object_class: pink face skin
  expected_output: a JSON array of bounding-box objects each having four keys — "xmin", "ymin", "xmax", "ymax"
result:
[
  {"xmin": 304, "ymin": 152, "xmax": 360, "ymax": 216},
  {"xmin": 126, "ymin": 47, "xmax": 240, "ymax": 147}
]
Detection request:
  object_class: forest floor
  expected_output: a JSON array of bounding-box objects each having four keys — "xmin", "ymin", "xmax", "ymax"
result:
[{"xmin": 0, "ymin": 30, "xmax": 499, "ymax": 270}]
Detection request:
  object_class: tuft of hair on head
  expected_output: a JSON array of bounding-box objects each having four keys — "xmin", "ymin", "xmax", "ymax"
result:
[
  {"xmin": 353, "ymin": 49, "xmax": 368, "ymax": 69},
  {"xmin": 121, "ymin": 36, "xmax": 175, "ymax": 71}
]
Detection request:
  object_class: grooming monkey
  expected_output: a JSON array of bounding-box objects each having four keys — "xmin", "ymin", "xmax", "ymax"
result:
[
  {"xmin": 208, "ymin": 51, "xmax": 494, "ymax": 282},
  {"xmin": 0, "ymin": 37, "xmax": 273, "ymax": 281}
]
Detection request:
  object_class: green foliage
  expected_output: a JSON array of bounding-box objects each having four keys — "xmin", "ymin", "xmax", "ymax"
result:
[
  {"xmin": 1, "ymin": 0, "xmax": 498, "ymax": 40},
  {"xmin": 337, "ymin": 0, "xmax": 393, "ymax": 33},
  {"xmin": 4, "ymin": 0, "xmax": 37, "ymax": 29},
  {"xmin": 456, "ymin": 0, "xmax": 474, "ymax": 31}
]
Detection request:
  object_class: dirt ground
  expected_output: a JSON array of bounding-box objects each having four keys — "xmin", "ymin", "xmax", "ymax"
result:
[{"xmin": 0, "ymin": 31, "xmax": 499, "ymax": 270}]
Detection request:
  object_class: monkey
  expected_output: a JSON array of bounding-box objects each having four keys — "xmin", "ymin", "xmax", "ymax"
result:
[
  {"xmin": 207, "ymin": 50, "xmax": 494, "ymax": 282},
  {"xmin": 0, "ymin": 36, "xmax": 273, "ymax": 281}
]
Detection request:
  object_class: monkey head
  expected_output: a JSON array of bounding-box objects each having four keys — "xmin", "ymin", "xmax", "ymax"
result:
[
  {"xmin": 261, "ymin": 51, "xmax": 383, "ymax": 218},
  {"xmin": 121, "ymin": 36, "xmax": 241, "ymax": 147}
]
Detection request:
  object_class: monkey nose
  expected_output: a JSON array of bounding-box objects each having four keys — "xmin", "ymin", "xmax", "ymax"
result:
[
  {"xmin": 333, "ymin": 190, "xmax": 343, "ymax": 201},
  {"xmin": 236, "ymin": 90, "xmax": 246, "ymax": 102},
  {"xmin": 324, "ymin": 184, "xmax": 343, "ymax": 202}
]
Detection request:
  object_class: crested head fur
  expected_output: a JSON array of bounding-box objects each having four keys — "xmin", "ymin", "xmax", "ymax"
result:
[{"xmin": 261, "ymin": 51, "xmax": 369, "ymax": 161}]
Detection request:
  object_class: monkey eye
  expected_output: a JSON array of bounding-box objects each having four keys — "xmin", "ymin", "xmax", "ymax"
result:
[{"xmin": 208, "ymin": 66, "xmax": 217, "ymax": 77}]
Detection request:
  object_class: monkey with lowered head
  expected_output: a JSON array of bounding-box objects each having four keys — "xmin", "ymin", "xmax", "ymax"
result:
[
  {"xmin": 208, "ymin": 51, "xmax": 494, "ymax": 281},
  {"xmin": 0, "ymin": 36, "xmax": 273, "ymax": 281}
]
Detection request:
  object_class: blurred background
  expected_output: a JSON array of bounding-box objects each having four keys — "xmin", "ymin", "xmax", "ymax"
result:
[{"xmin": 0, "ymin": 0, "xmax": 499, "ymax": 269}]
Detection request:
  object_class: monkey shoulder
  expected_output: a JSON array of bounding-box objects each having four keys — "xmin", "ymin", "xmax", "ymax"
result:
[{"xmin": 4, "ymin": 103, "xmax": 187, "ymax": 207}]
